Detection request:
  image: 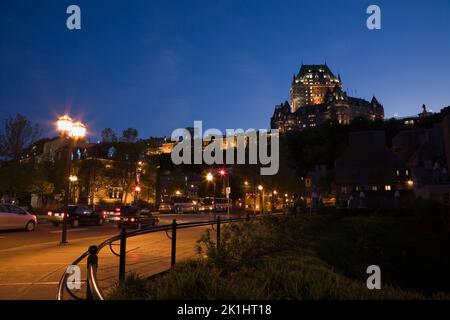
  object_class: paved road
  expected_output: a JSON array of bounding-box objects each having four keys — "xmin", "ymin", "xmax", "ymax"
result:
[{"xmin": 0, "ymin": 212, "xmax": 240, "ymax": 300}]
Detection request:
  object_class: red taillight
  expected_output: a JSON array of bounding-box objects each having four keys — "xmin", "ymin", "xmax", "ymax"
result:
[{"xmin": 131, "ymin": 218, "xmax": 135, "ymax": 222}]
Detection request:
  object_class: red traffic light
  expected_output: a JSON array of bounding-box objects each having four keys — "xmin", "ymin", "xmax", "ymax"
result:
[{"xmin": 219, "ymin": 169, "xmax": 226, "ymax": 176}]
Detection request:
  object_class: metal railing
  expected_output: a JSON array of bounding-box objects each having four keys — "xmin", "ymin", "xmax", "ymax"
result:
[{"xmin": 56, "ymin": 214, "xmax": 258, "ymax": 300}]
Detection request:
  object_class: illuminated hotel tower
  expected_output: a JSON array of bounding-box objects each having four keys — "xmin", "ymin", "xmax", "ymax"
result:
[{"xmin": 290, "ymin": 64, "xmax": 341, "ymax": 112}]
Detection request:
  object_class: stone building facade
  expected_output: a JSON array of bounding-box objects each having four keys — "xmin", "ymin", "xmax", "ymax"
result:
[{"xmin": 271, "ymin": 64, "xmax": 384, "ymax": 133}]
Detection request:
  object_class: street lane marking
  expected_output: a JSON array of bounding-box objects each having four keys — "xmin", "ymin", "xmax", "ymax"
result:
[
  {"xmin": 0, "ymin": 281, "xmax": 75, "ymax": 286},
  {"xmin": 49, "ymin": 228, "xmax": 88, "ymax": 234}
]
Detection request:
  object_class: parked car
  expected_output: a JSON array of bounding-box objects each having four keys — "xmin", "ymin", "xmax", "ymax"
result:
[
  {"xmin": 47, "ymin": 205, "xmax": 104, "ymax": 228},
  {"xmin": 198, "ymin": 197, "xmax": 214, "ymax": 212},
  {"xmin": 158, "ymin": 202, "xmax": 174, "ymax": 213},
  {"xmin": 0, "ymin": 204, "xmax": 37, "ymax": 231},
  {"xmin": 173, "ymin": 196, "xmax": 199, "ymax": 213},
  {"xmin": 214, "ymin": 198, "xmax": 230, "ymax": 212},
  {"xmin": 117, "ymin": 206, "xmax": 159, "ymax": 229}
]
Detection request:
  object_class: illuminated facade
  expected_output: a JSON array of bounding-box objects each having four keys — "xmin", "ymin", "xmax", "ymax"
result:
[
  {"xmin": 290, "ymin": 64, "xmax": 341, "ymax": 112},
  {"xmin": 271, "ymin": 64, "xmax": 384, "ymax": 133}
]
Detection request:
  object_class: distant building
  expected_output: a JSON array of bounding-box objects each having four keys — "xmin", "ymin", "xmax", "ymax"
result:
[
  {"xmin": 391, "ymin": 106, "xmax": 450, "ymax": 204},
  {"xmin": 335, "ymin": 131, "xmax": 407, "ymax": 207},
  {"xmin": 271, "ymin": 64, "xmax": 384, "ymax": 133},
  {"xmin": 290, "ymin": 64, "xmax": 342, "ymax": 112}
]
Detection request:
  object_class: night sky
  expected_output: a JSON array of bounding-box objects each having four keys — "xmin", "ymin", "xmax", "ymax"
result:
[{"xmin": 1, "ymin": 0, "xmax": 450, "ymax": 140}]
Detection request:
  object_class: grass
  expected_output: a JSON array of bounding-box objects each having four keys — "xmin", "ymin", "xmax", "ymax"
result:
[{"xmin": 109, "ymin": 213, "xmax": 450, "ymax": 300}]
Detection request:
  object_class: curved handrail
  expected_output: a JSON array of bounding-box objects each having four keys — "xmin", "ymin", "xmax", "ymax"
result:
[{"xmin": 56, "ymin": 214, "xmax": 257, "ymax": 300}]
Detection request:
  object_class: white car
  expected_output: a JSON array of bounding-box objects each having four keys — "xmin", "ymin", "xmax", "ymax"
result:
[
  {"xmin": 173, "ymin": 197, "xmax": 199, "ymax": 213},
  {"xmin": 0, "ymin": 204, "xmax": 37, "ymax": 231}
]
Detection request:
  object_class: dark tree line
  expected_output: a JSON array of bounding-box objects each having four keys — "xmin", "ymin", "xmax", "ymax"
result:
[{"xmin": 0, "ymin": 114, "xmax": 40, "ymax": 160}]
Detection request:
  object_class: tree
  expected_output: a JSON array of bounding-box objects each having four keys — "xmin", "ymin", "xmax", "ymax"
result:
[
  {"xmin": 121, "ymin": 128, "xmax": 138, "ymax": 143},
  {"xmin": 101, "ymin": 128, "xmax": 117, "ymax": 143},
  {"xmin": 0, "ymin": 114, "xmax": 40, "ymax": 160},
  {"xmin": 28, "ymin": 179, "xmax": 55, "ymax": 207}
]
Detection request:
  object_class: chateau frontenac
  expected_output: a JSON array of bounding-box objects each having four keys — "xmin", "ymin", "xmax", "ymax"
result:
[{"xmin": 271, "ymin": 64, "xmax": 384, "ymax": 133}]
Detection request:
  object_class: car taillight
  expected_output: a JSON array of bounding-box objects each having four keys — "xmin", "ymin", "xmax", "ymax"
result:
[
  {"xmin": 131, "ymin": 218, "xmax": 135, "ymax": 222},
  {"xmin": 47, "ymin": 211, "xmax": 52, "ymax": 216}
]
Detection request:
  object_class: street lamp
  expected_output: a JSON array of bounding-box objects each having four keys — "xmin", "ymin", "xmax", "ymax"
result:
[
  {"xmin": 206, "ymin": 172, "xmax": 213, "ymax": 182},
  {"xmin": 134, "ymin": 185, "xmax": 141, "ymax": 204},
  {"xmin": 258, "ymin": 185, "xmax": 264, "ymax": 214},
  {"xmin": 57, "ymin": 115, "xmax": 86, "ymax": 245}
]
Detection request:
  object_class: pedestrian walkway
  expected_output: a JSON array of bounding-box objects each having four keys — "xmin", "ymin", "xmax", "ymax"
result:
[{"xmin": 0, "ymin": 226, "xmax": 209, "ymax": 299}]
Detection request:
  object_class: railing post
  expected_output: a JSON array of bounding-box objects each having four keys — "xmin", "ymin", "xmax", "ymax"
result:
[
  {"xmin": 86, "ymin": 245, "xmax": 98, "ymax": 300},
  {"xmin": 171, "ymin": 219, "xmax": 177, "ymax": 267},
  {"xmin": 216, "ymin": 216, "xmax": 221, "ymax": 248},
  {"xmin": 119, "ymin": 226, "xmax": 127, "ymax": 283}
]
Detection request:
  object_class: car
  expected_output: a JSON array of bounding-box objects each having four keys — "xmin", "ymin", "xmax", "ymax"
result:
[
  {"xmin": 198, "ymin": 197, "xmax": 214, "ymax": 212},
  {"xmin": 116, "ymin": 206, "xmax": 159, "ymax": 229},
  {"xmin": 158, "ymin": 202, "xmax": 174, "ymax": 213},
  {"xmin": 0, "ymin": 204, "xmax": 37, "ymax": 231},
  {"xmin": 96, "ymin": 206, "xmax": 121, "ymax": 222},
  {"xmin": 173, "ymin": 196, "xmax": 199, "ymax": 213},
  {"xmin": 214, "ymin": 198, "xmax": 230, "ymax": 212},
  {"xmin": 47, "ymin": 205, "xmax": 104, "ymax": 228}
]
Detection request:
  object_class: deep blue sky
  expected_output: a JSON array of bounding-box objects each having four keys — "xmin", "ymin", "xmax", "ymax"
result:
[{"xmin": 1, "ymin": 0, "xmax": 450, "ymax": 140}]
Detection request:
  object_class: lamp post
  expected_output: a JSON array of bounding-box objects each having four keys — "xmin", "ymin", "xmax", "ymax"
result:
[
  {"xmin": 219, "ymin": 169, "xmax": 231, "ymax": 217},
  {"xmin": 206, "ymin": 172, "xmax": 215, "ymax": 197},
  {"xmin": 258, "ymin": 185, "xmax": 264, "ymax": 214},
  {"xmin": 57, "ymin": 116, "xmax": 86, "ymax": 245},
  {"xmin": 272, "ymin": 190, "xmax": 277, "ymax": 213},
  {"xmin": 134, "ymin": 185, "xmax": 141, "ymax": 204}
]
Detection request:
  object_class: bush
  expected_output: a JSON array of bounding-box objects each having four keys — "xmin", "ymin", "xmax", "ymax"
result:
[{"xmin": 109, "ymin": 214, "xmax": 450, "ymax": 300}]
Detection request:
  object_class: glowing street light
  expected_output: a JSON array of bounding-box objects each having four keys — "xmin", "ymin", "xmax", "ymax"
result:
[
  {"xmin": 56, "ymin": 115, "xmax": 87, "ymax": 245},
  {"xmin": 175, "ymin": 190, "xmax": 181, "ymax": 195},
  {"xmin": 69, "ymin": 121, "xmax": 86, "ymax": 139},
  {"xmin": 57, "ymin": 115, "xmax": 73, "ymax": 133},
  {"xmin": 206, "ymin": 172, "xmax": 213, "ymax": 182},
  {"xmin": 258, "ymin": 185, "xmax": 263, "ymax": 191}
]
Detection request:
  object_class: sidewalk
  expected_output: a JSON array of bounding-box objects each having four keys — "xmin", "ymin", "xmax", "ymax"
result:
[{"xmin": 0, "ymin": 226, "xmax": 209, "ymax": 300}]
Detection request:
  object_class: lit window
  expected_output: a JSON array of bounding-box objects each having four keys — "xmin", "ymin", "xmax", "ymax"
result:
[{"xmin": 385, "ymin": 185, "xmax": 391, "ymax": 191}]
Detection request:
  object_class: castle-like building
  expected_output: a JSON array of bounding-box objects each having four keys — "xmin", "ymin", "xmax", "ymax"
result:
[{"xmin": 271, "ymin": 64, "xmax": 384, "ymax": 133}]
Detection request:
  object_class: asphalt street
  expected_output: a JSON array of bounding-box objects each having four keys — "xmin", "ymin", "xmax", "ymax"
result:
[{"xmin": 0, "ymin": 212, "xmax": 239, "ymax": 300}]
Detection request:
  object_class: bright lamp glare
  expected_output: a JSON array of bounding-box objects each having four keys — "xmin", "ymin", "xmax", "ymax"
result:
[
  {"xmin": 57, "ymin": 115, "xmax": 73, "ymax": 132},
  {"xmin": 69, "ymin": 122, "xmax": 86, "ymax": 138}
]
